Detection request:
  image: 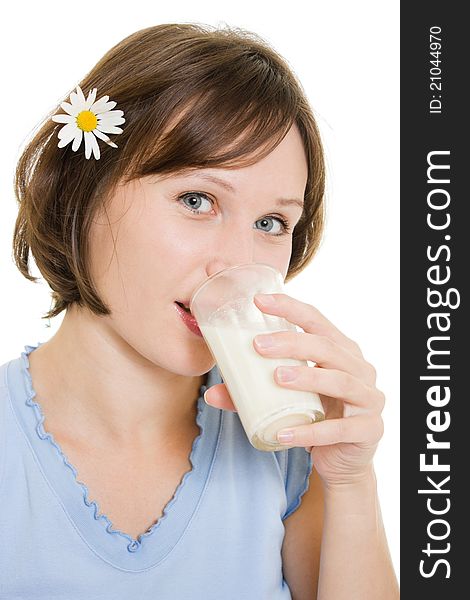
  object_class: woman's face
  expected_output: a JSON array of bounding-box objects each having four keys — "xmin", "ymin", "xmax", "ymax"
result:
[{"xmin": 88, "ymin": 124, "xmax": 308, "ymax": 375}]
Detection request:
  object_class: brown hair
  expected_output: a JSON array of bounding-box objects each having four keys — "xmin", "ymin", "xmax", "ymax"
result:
[{"xmin": 12, "ymin": 23, "xmax": 325, "ymax": 321}]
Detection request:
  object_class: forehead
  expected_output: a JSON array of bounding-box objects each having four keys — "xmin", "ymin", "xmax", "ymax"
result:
[{"xmin": 159, "ymin": 124, "xmax": 308, "ymax": 190}]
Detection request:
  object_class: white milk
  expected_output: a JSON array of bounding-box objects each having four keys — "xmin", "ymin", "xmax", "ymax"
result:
[{"xmin": 200, "ymin": 323, "xmax": 324, "ymax": 451}]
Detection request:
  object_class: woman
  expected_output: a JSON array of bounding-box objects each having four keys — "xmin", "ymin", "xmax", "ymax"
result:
[{"xmin": 0, "ymin": 23, "xmax": 399, "ymax": 598}]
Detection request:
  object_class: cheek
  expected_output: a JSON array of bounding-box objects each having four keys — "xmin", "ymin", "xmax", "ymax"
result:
[
  {"xmin": 88, "ymin": 209, "xmax": 206, "ymax": 306},
  {"xmin": 134, "ymin": 217, "xmax": 210, "ymax": 274},
  {"xmin": 256, "ymin": 244, "xmax": 292, "ymax": 282}
]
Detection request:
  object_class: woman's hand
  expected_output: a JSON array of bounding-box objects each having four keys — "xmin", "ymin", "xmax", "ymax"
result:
[{"xmin": 203, "ymin": 292, "xmax": 386, "ymax": 489}]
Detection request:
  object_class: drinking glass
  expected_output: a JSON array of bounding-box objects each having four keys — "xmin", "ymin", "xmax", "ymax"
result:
[{"xmin": 190, "ymin": 263, "xmax": 325, "ymax": 451}]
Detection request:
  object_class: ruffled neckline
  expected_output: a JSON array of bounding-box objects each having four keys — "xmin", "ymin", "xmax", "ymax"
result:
[{"xmin": 19, "ymin": 342, "xmax": 212, "ymax": 555}]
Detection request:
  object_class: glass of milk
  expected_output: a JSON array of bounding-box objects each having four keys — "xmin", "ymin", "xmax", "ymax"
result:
[{"xmin": 189, "ymin": 263, "xmax": 325, "ymax": 451}]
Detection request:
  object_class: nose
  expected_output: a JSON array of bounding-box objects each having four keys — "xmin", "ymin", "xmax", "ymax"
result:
[
  {"xmin": 206, "ymin": 257, "xmax": 257, "ymax": 279},
  {"xmin": 205, "ymin": 234, "xmax": 256, "ymax": 279},
  {"xmin": 206, "ymin": 260, "xmax": 230, "ymax": 279}
]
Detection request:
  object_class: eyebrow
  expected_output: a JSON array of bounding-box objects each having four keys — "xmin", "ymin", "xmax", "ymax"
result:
[{"xmin": 181, "ymin": 172, "xmax": 305, "ymax": 210}]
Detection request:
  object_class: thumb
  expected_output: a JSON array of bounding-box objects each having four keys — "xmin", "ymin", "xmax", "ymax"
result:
[{"xmin": 204, "ymin": 383, "xmax": 238, "ymax": 412}]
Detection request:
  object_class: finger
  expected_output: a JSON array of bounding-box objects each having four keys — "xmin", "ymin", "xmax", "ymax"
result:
[
  {"xmin": 253, "ymin": 330, "xmax": 375, "ymax": 383},
  {"xmin": 253, "ymin": 293, "xmax": 362, "ymax": 357},
  {"xmin": 272, "ymin": 365, "xmax": 385, "ymax": 411},
  {"xmin": 204, "ymin": 383, "xmax": 237, "ymax": 412},
  {"xmin": 277, "ymin": 414, "xmax": 384, "ymax": 447}
]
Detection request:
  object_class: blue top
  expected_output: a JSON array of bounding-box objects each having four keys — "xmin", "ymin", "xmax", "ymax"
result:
[{"xmin": 0, "ymin": 342, "xmax": 313, "ymax": 599}]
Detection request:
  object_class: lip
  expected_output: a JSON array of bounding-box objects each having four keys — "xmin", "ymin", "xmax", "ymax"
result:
[
  {"xmin": 177, "ymin": 299, "xmax": 191, "ymax": 309},
  {"xmin": 174, "ymin": 302, "xmax": 203, "ymax": 337}
]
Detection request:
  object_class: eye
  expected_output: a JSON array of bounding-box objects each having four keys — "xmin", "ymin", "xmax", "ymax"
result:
[
  {"xmin": 178, "ymin": 191, "xmax": 213, "ymax": 214},
  {"xmin": 176, "ymin": 191, "xmax": 292, "ymax": 237},
  {"xmin": 255, "ymin": 216, "xmax": 291, "ymax": 237}
]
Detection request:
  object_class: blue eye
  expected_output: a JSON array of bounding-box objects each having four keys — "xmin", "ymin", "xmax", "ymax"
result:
[
  {"xmin": 177, "ymin": 192, "xmax": 292, "ymax": 237},
  {"xmin": 179, "ymin": 192, "xmax": 213, "ymax": 214}
]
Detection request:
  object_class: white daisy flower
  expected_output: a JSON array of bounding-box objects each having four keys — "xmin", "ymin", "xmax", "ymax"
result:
[{"xmin": 51, "ymin": 85, "xmax": 125, "ymax": 160}]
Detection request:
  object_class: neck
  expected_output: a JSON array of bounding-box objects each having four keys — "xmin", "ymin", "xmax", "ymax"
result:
[{"xmin": 27, "ymin": 304, "xmax": 206, "ymax": 446}]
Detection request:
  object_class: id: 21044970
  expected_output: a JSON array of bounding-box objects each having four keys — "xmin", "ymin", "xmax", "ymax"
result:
[{"xmin": 429, "ymin": 25, "xmax": 443, "ymax": 115}]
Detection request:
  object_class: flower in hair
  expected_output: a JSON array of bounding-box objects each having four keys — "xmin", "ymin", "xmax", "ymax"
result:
[{"xmin": 51, "ymin": 85, "xmax": 125, "ymax": 160}]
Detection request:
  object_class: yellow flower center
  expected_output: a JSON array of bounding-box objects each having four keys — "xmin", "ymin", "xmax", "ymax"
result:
[{"xmin": 76, "ymin": 110, "xmax": 98, "ymax": 132}]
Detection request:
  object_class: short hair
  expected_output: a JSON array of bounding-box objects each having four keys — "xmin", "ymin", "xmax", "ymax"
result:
[{"xmin": 12, "ymin": 23, "xmax": 325, "ymax": 321}]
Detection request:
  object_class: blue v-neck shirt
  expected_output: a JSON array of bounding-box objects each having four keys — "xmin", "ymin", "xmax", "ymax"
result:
[{"xmin": 0, "ymin": 343, "xmax": 313, "ymax": 599}]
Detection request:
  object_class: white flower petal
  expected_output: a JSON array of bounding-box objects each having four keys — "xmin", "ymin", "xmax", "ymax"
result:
[
  {"xmin": 84, "ymin": 131, "xmax": 93, "ymax": 159},
  {"xmin": 93, "ymin": 100, "xmax": 117, "ymax": 114},
  {"xmin": 93, "ymin": 128, "xmax": 111, "ymax": 143},
  {"xmin": 51, "ymin": 114, "xmax": 74, "ymax": 124},
  {"xmin": 98, "ymin": 116, "xmax": 125, "ymax": 126},
  {"xmin": 60, "ymin": 101, "xmax": 78, "ymax": 116},
  {"xmin": 57, "ymin": 125, "xmax": 77, "ymax": 147},
  {"xmin": 57, "ymin": 137, "xmax": 73, "ymax": 149},
  {"xmin": 97, "ymin": 111, "xmax": 123, "ymax": 120},
  {"xmin": 107, "ymin": 109, "xmax": 124, "ymax": 118},
  {"xmin": 71, "ymin": 129, "xmax": 83, "ymax": 152},
  {"xmin": 90, "ymin": 95, "xmax": 109, "ymax": 112},
  {"xmin": 96, "ymin": 124, "xmax": 123, "ymax": 135},
  {"xmin": 57, "ymin": 122, "xmax": 78, "ymax": 140},
  {"xmin": 70, "ymin": 92, "xmax": 86, "ymax": 111},
  {"xmin": 90, "ymin": 133, "xmax": 101, "ymax": 160},
  {"xmin": 76, "ymin": 86, "xmax": 87, "ymax": 105},
  {"xmin": 97, "ymin": 110, "xmax": 124, "ymax": 121},
  {"xmin": 85, "ymin": 88, "xmax": 98, "ymax": 109},
  {"xmin": 94, "ymin": 129, "xmax": 118, "ymax": 148},
  {"xmin": 56, "ymin": 124, "xmax": 68, "ymax": 138}
]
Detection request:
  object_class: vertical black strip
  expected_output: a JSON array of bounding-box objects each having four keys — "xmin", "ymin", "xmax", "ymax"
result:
[{"xmin": 401, "ymin": 3, "xmax": 466, "ymax": 597}]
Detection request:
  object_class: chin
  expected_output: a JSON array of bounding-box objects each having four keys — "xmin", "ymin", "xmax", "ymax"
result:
[
  {"xmin": 180, "ymin": 351, "xmax": 216, "ymax": 377},
  {"xmin": 154, "ymin": 341, "xmax": 215, "ymax": 377}
]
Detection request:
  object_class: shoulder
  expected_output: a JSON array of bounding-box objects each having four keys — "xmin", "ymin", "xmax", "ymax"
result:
[
  {"xmin": 0, "ymin": 357, "xmax": 14, "ymax": 490},
  {"xmin": 0, "ymin": 355, "xmax": 11, "ymax": 386},
  {"xmin": 0, "ymin": 355, "xmax": 13, "ymax": 414},
  {"xmin": 281, "ymin": 459, "xmax": 324, "ymax": 600},
  {"xmin": 0, "ymin": 349, "xmax": 29, "ymax": 468},
  {"xmin": 0, "ymin": 351, "xmax": 24, "ymax": 414}
]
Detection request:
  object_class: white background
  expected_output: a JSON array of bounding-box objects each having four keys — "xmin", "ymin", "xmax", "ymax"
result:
[{"xmin": 0, "ymin": 0, "xmax": 400, "ymax": 580}]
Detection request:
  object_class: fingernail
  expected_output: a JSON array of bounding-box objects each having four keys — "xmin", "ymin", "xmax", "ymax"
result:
[
  {"xmin": 277, "ymin": 429, "xmax": 294, "ymax": 443},
  {"xmin": 255, "ymin": 293, "xmax": 276, "ymax": 305},
  {"xmin": 276, "ymin": 367, "xmax": 297, "ymax": 382},
  {"xmin": 203, "ymin": 390, "xmax": 209, "ymax": 404},
  {"xmin": 254, "ymin": 334, "xmax": 275, "ymax": 348}
]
